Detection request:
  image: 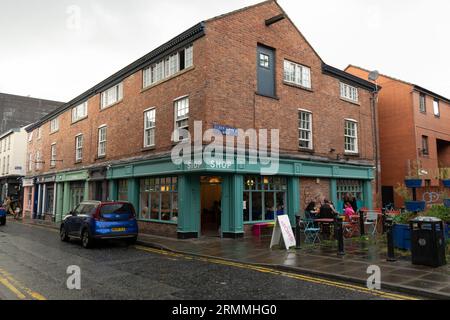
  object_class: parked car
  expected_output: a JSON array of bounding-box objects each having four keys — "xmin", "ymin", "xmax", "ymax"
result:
[
  {"xmin": 0, "ymin": 207, "xmax": 6, "ymax": 226},
  {"xmin": 60, "ymin": 201, "xmax": 139, "ymax": 248}
]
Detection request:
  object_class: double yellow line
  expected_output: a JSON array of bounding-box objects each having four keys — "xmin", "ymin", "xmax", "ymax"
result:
[
  {"xmin": 135, "ymin": 245, "xmax": 418, "ymax": 301},
  {"xmin": 0, "ymin": 267, "xmax": 46, "ymax": 300}
]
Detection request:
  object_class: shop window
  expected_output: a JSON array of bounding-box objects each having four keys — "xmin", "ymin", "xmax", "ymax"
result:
[
  {"xmin": 139, "ymin": 177, "xmax": 178, "ymax": 223},
  {"xmin": 118, "ymin": 179, "xmax": 128, "ymax": 201},
  {"xmin": 70, "ymin": 182, "xmax": 85, "ymax": 210},
  {"xmin": 27, "ymin": 189, "xmax": 32, "ymax": 208},
  {"xmin": 243, "ymin": 176, "xmax": 287, "ymax": 223},
  {"xmin": 336, "ymin": 180, "xmax": 363, "ymax": 208}
]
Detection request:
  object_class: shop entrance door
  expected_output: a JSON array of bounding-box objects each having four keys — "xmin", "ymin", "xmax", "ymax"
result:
[{"xmin": 200, "ymin": 176, "xmax": 222, "ymax": 237}]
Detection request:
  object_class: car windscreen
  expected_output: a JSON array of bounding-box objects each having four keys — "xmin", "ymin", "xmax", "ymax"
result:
[{"xmin": 100, "ymin": 203, "xmax": 135, "ymax": 217}]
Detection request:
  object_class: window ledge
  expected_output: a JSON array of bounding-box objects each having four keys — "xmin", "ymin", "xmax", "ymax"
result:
[
  {"xmin": 299, "ymin": 148, "xmax": 315, "ymax": 154},
  {"xmin": 142, "ymin": 146, "xmax": 156, "ymax": 152},
  {"xmin": 138, "ymin": 219, "xmax": 178, "ymax": 225},
  {"xmin": 71, "ymin": 116, "xmax": 88, "ymax": 125},
  {"xmin": 283, "ymin": 81, "xmax": 313, "ymax": 92},
  {"xmin": 49, "ymin": 130, "xmax": 59, "ymax": 135},
  {"xmin": 74, "ymin": 160, "xmax": 83, "ymax": 165},
  {"xmin": 344, "ymin": 152, "xmax": 360, "ymax": 157},
  {"xmin": 340, "ymin": 97, "xmax": 360, "ymax": 106},
  {"xmin": 96, "ymin": 155, "xmax": 106, "ymax": 161},
  {"xmin": 255, "ymin": 92, "xmax": 279, "ymax": 100},
  {"xmin": 100, "ymin": 100, "xmax": 123, "ymax": 112},
  {"xmin": 141, "ymin": 66, "xmax": 195, "ymax": 93}
]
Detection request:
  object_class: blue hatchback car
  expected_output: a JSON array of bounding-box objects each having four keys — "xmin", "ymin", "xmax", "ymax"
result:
[
  {"xmin": 60, "ymin": 201, "xmax": 139, "ymax": 248},
  {"xmin": 0, "ymin": 207, "xmax": 6, "ymax": 226}
]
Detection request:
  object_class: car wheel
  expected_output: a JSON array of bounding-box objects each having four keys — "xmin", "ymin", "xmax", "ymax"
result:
[
  {"xmin": 60, "ymin": 225, "xmax": 69, "ymax": 242},
  {"xmin": 126, "ymin": 236, "xmax": 137, "ymax": 246},
  {"xmin": 81, "ymin": 229, "xmax": 93, "ymax": 249}
]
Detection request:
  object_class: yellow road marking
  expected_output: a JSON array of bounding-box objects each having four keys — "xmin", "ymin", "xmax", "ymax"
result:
[
  {"xmin": 0, "ymin": 277, "xmax": 26, "ymax": 299},
  {"xmin": 0, "ymin": 268, "xmax": 46, "ymax": 300},
  {"xmin": 135, "ymin": 245, "xmax": 418, "ymax": 301}
]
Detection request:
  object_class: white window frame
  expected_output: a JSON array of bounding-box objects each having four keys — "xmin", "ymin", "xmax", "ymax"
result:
[
  {"xmin": 185, "ymin": 45, "xmax": 193, "ymax": 68},
  {"xmin": 340, "ymin": 82, "xmax": 359, "ymax": 103},
  {"xmin": 143, "ymin": 45, "xmax": 194, "ymax": 88},
  {"xmin": 35, "ymin": 151, "xmax": 42, "ymax": 170},
  {"xmin": 50, "ymin": 143, "xmax": 57, "ymax": 167},
  {"xmin": 75, "ymin": 134, "xmax": 83, "ymax": 162},
  {"xmin": 28, "ymin": 153, "xmax": 33, "ymax": 172},
  {"xmin": 283, "ymin": 60, "xmax": 311, "ymax": 89},
  {"xmin": 72, "ymin": 102, "xmax": 88, "ymax": 123},
  {"xmin": 100, "ymin": 83, "xmax": 123, "ymax": 109},
  {"xmin": 37, "ymin": 128, "xmax": 42, "ymax": 140},
  {"xmin": 344, "ymin": 119, "xmax": 359, "ymax": 154},
  {"xmin": 298, "ymin": 109, "xmax": 313, "ymax": 150},
  {"xmin": 7, "ymin": 136, "xmax": 10, "ymax": 150},
  {"xmin": 174, "ymin": 96, "xmax": 189, "ymax": 142},
  {"xmin": 28, "ymin": 132, "xmax": 33, "ymax": 142},
  {"xmin": 144, "ymin": 108, "xmax": 156, "ymax": 148},
  {"xmin": 433, "ymin": 99, "xmax": 440, "ymax": 117},
  {"xmin": 50, "ymin": 117, "xmax": 59, "ymax": 133},
  {"xmin": 6, "ymin": 155, "xmax": 9, "ymax": 174},
  {"xmin": 98, "ymin": 126, "xmax": 107, "ymax": 158},
  {"xmin": 419, "ymin": 94, "xmax": 426, "ymax": 113}
]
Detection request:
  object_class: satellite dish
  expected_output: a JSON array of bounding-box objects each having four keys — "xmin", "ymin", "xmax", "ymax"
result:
[{"xmin": 368, "ymin": 70, "xmax": 380, "ymax": 81}]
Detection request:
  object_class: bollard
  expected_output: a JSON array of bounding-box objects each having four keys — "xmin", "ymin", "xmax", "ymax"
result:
[
  {"xmin": 295, "ymin": 214, "xmax": 301, "ymax": 249},
  {"xmin": 381, "ymin": 209, "xmax": 387, "ymax": 234},
  {"xmin": 336, "ymin": 216, "xmax": 345, "ymax": 256},
  {"xmin": 386, "ymin": 217, "xmax": 396, "ymax": 262},
  {"xmin": 359, "ymin": 210, "xmax": 365, "ymax": 237}
]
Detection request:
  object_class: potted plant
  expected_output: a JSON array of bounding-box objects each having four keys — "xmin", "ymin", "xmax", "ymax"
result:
[
  {"xmin": 424, "ymin": 205, "xmax": 450, "ymax": 239},
  {"xmin": 441, "ymin": 189, "xmax": 450, "ymax": 209},
  {"xmin": 394, "ymin": 183, "xmax": 425, "ymax": 212},
  {"xmin": 391, "ymin": 211, "xmax": 420, "ymax": 250},
  {"xmin": 440, "ymin": 167, "xmax": 450, "ymax": 188},
  {"xmin": 404, "ymin": 159, "xmax": 423, "ymax": 188}
]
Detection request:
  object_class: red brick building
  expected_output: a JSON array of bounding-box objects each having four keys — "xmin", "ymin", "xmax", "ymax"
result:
[
  {"xmin": 346, "ymin": 65, "xmax": 450, "ymax": 208},
  {"xmin": 24, "ymin": 1, "xmax": 377, "ymax": 238}
]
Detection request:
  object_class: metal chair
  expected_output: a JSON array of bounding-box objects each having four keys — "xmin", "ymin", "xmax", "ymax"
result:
[
  {"xmin": 303, "ymin": 218, "xmax": 321, "ymax": 244},
  {"xmin": 342, "ymin": 214, "xmax": 358, "ymax": 238},
  {"xmin": 364, "ymin": 211, "xmax": 379, "ymax": 236}
]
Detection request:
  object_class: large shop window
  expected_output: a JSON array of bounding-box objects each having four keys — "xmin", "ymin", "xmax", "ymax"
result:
[
  {"xmin": 243, "ymin": 176, "xmax": 287, "ymax": 223},
  {"xmin": 117, "ymin": 179, "xmax": 128, "ymax": 201},
  {"xmin": 70, "ymin": 182, "xmax": 85, "ymax": 210},
  {"xmin": 139, "ymin": 177, "xmax": 178, "ymax": 223},
  {"xmin": 336, "ymin": 180, "xmax": 363, "ymax": 204}
]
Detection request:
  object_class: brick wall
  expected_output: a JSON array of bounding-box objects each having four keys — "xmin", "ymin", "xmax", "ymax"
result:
[
  {"xmin": 299, "ymin": 177, "xmax": 330, "ymax": 211},
  {"xmin": 26, "ymin": 1, "xmax": 376, "ymax": 180}
]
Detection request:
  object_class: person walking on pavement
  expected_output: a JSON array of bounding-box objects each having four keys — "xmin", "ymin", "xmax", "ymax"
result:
[{"xmin": 3, "ymin": 196, "xmax": 14, "ymax": 216}]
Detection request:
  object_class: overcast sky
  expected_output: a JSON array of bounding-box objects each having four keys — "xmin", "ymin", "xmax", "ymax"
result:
[{"xmin": 0, "ymin": 0, "xmax": 449, "ymax": 102}]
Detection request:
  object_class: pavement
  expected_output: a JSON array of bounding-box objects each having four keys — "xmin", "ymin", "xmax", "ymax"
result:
[
  {"xmin": 0, "ymin": 219, "xmax": 414, "ymax": 300},
  {"xmin": 9, "ymin": 217, "xmax": 450, "ymax": 299}
]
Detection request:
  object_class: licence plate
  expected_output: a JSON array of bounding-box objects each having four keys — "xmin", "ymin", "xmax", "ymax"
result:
[{"xmin": 112, "ymin": 227, "xmax": 126, "ymax": 232}]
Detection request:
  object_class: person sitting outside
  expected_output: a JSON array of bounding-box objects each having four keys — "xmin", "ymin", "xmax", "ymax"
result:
[
  {"xmin": 343, "ymin": 202, "xmax": 355, "ymax": 222},
  {"xmin": 304, "ymin": 201, "xmax": 318, "ymax": 220},
  {"xmin": 318, "ymin": 199, "xmax": 338, "ymax": 219}
]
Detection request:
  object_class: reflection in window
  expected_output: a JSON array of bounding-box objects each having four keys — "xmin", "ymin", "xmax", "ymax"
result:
[
  {"xmin": 243, "ymin": 176, "xmax": 287, "ymax": 223},
  {"xmin": 139, "ymin": 177, "xmax": 178, "ymax": 223}
]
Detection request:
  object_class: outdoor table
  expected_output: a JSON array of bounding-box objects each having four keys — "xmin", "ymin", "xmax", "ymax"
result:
[{"xmin": 314, "ymin": 218, "xmax": 335, "ymax": 239}]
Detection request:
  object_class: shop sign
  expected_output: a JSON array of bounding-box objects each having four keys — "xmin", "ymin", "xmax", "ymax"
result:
[{"xmin": 270, "ymin": 215, "xmax": 296, "ymax": 250}]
